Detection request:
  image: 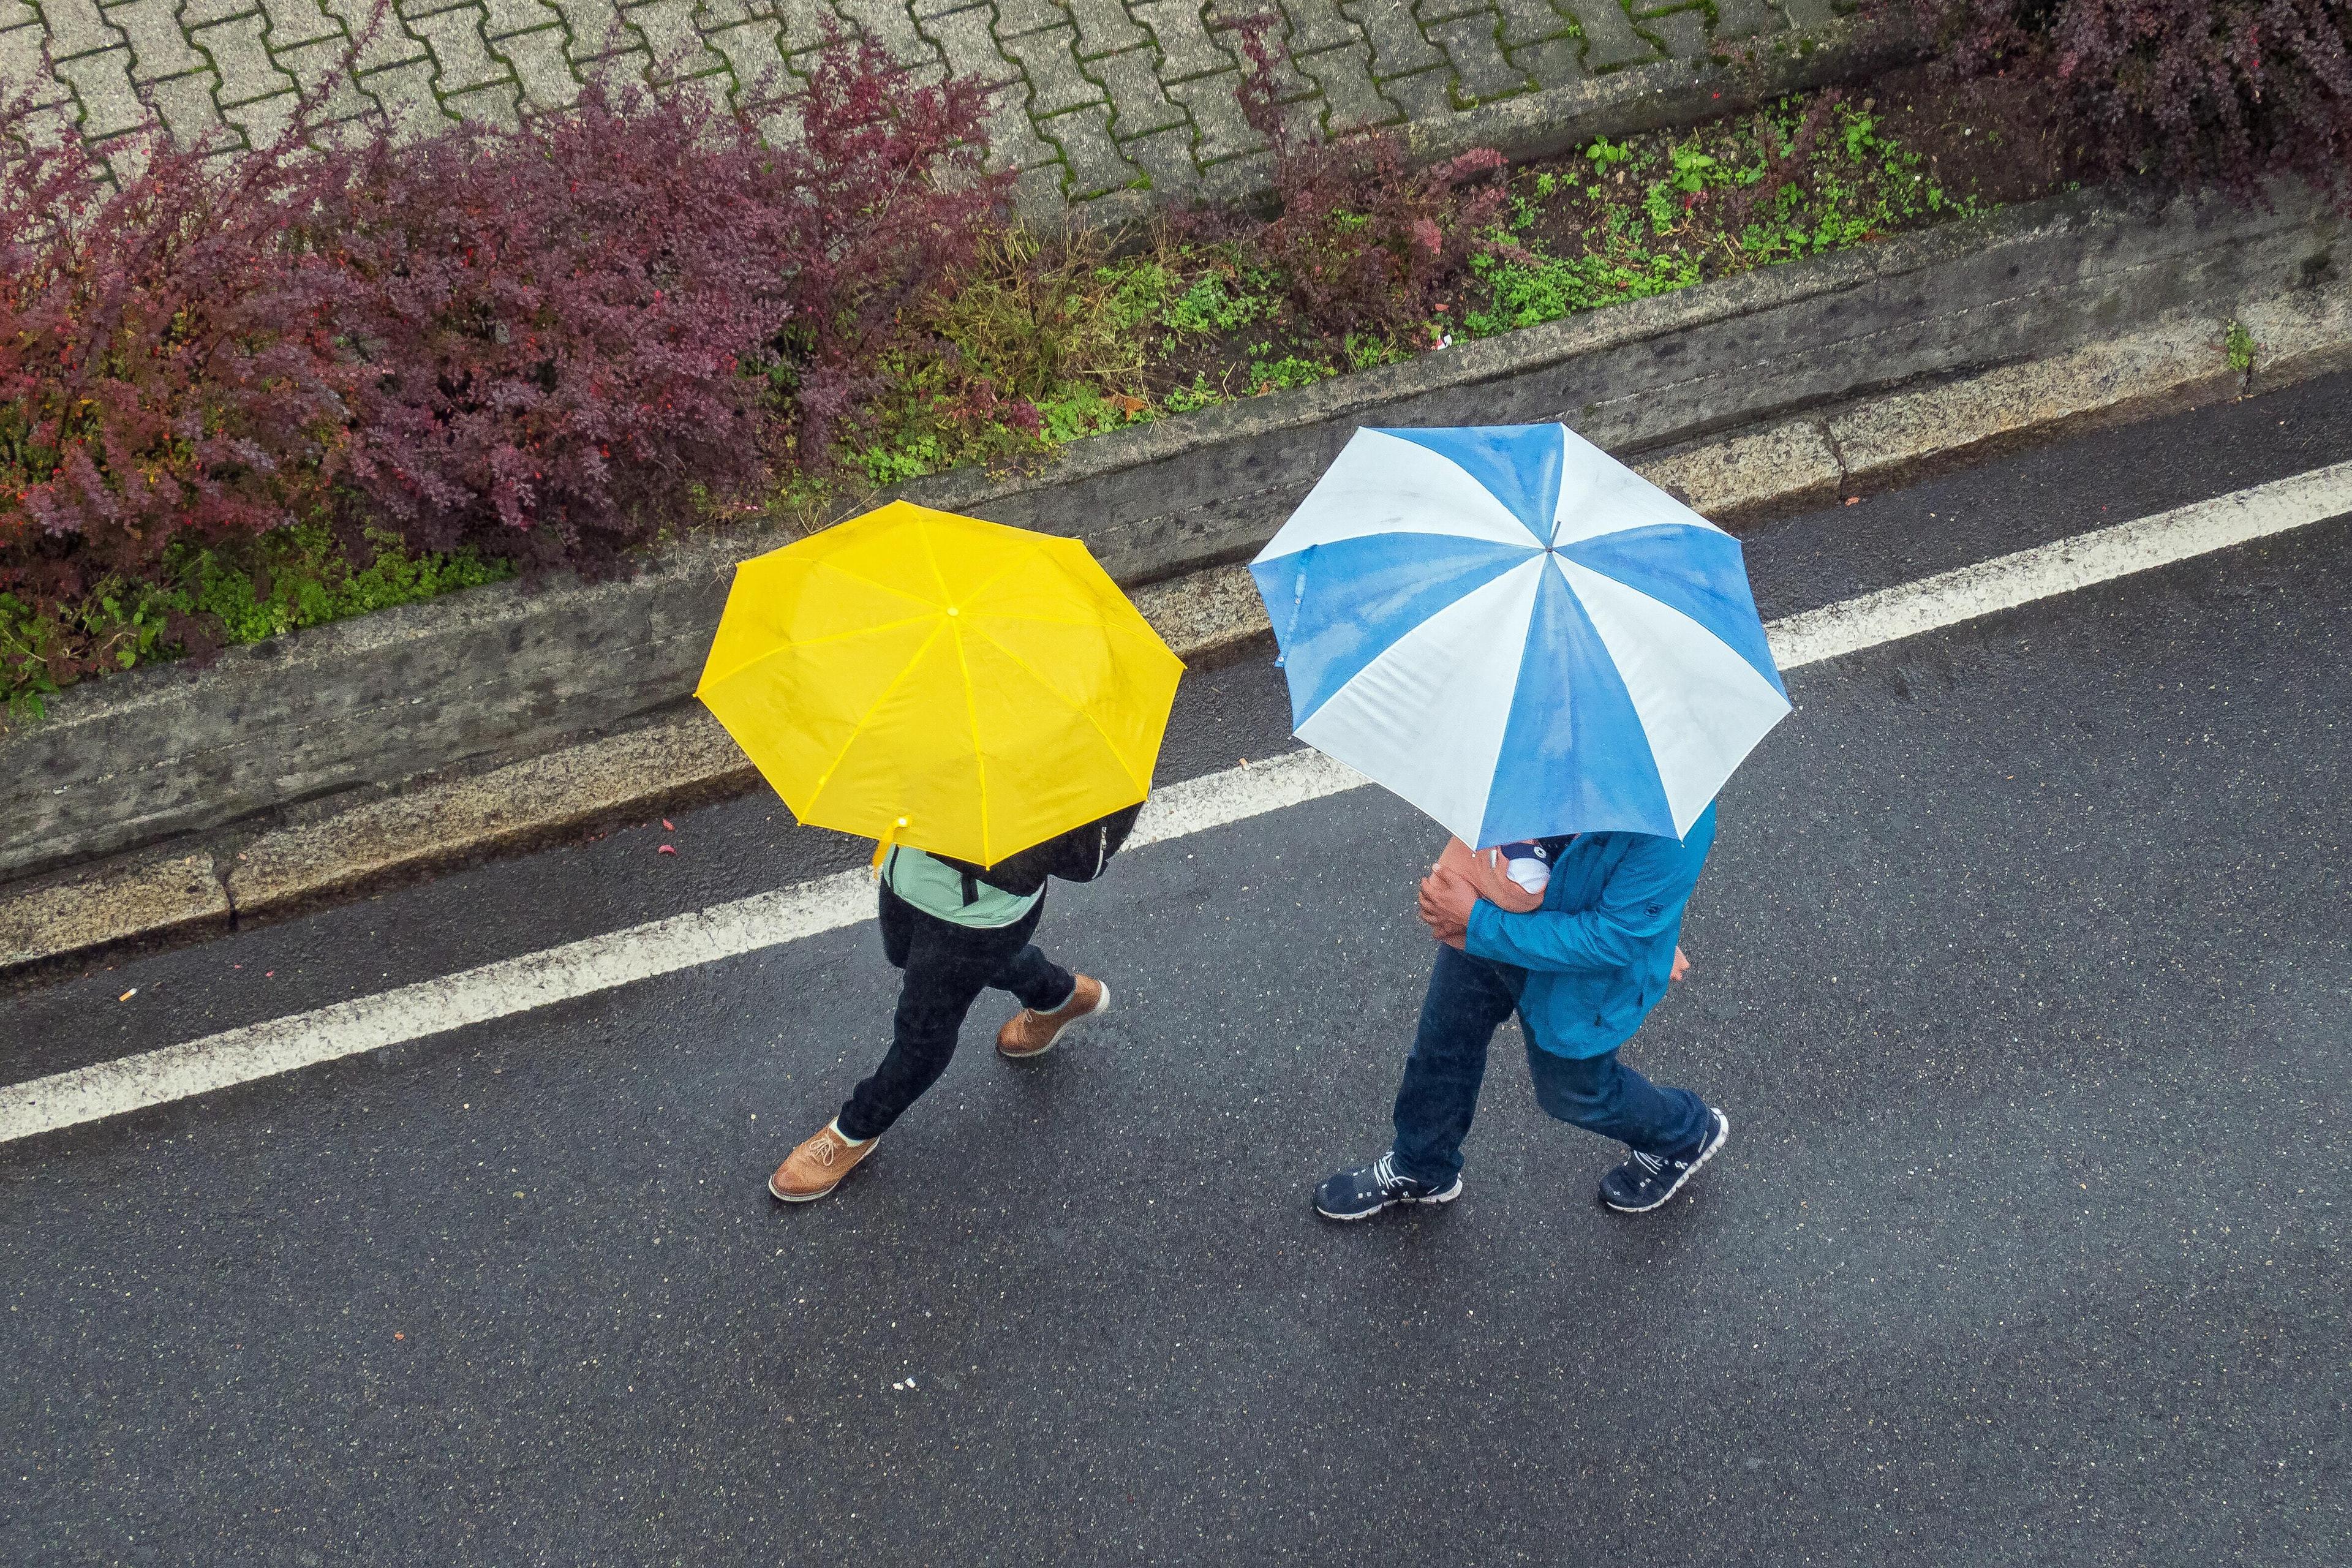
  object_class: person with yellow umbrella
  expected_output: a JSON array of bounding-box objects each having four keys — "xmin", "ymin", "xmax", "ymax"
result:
[{"xmin": 697, "ymin": 502, "xmax": 1185, "ymax": 1202}]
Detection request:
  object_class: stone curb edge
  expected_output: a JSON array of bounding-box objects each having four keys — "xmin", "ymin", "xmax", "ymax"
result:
[{"xmin": 9, "ymin": 277, "xmax": 2346, "ymax": 985}]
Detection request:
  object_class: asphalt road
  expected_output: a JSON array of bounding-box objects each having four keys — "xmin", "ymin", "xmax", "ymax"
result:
[{"xmin": 4, "ymin": 380, "xmax": 2348, "ymax": 1566}]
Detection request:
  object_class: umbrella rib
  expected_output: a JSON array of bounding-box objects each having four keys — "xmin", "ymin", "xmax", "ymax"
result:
[
  {"xmin": 913, "ymin": 520, "xmax": 992, "ymax": 862},
  {"xmin": 800, "ymin": 620, "xmax": 952, "ymax": 820},
  {"xmin": 971, "ymin": 625, "xmax": 1152, "ymax": 794},
  {"xmin": 697, "ymin": 612, "xmax": 940, "ymax": 693},
  {"xmin": 804, "ymin": 551, "xmax": 949, "ymax": 610}
]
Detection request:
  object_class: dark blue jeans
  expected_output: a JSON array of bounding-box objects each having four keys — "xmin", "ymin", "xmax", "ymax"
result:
[
  {"xmin": 1391, "ymin": 945, "xmax": 1710, "ymax": 1185},
  {"xmin": 837, "ymin": 887, "xmax": 1076, "ymax": 1141}
]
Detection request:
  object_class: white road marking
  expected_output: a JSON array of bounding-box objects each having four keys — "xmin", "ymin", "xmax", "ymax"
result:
[
  {"xmin": 7, "ymin": 460, "xmax": 2349, "ymax": 1144},
  {"xmin": 1763, "ymin": 459, "xmax": 2352, "ymax": 667}
]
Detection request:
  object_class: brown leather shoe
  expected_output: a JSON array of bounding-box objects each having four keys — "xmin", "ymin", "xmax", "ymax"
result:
[
  {"xmin": 997, "ymin": 974, "xmax": 1109, "ymax": 1060},
  {"xmin": 767, "ymin": 1121, "xmax": 877, "ymax": 1202}
]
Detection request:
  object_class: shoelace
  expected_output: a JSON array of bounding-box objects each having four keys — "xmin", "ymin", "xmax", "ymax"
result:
[
  {"xmin": 1629, "ymin": 1150, "xmax": 1667, "ymax": 1176},
  {"xmin": 1371, "ymin": 1152, "xmax": 1410, "ymax": 1193},
  {"xmin": 808, "ymin": 1135, "xmax": 839, "ymax": 1169}
]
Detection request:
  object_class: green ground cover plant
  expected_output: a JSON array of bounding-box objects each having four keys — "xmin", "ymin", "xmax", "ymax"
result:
[{"xmin": 841, "ymin": 89, "xmax": 1995, "ymax": 498}]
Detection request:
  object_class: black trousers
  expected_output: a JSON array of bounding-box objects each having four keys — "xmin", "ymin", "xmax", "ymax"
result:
[{"xmin": 836, "ymin": 886, "xmax": 1077, "ymax": 1140}]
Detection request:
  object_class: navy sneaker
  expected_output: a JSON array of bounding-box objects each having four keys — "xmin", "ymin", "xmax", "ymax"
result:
[
  {"xmin": 1314, "ymin": 1152, "xmax": 1463, "ymax": 1221},
  {"xmin": 1598, "ymin": 1109, "xmax": 1730, "ymax": 1213}
]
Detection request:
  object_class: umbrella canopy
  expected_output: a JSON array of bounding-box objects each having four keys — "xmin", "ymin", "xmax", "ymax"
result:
[
  {"xmin": 1250, "ymin": 424, "xmax": 1789, "ymax": 845},
  {"xmin": 697, "ymin": 500, "xmax": 1183, "ymax": 866}
]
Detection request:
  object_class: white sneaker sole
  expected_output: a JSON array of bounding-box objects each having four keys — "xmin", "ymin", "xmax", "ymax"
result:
[
  {"xmin": 1315, "ymin": 1177, "xmax": 1464, "ymax": 1222},
  {"xmin": 1602, "ymin": 1110, "xmax": 1730, "ymax": 1214},
  {"xmin": 998, "ymin": 982, "xmax": 1110, "ymax": 1060}
]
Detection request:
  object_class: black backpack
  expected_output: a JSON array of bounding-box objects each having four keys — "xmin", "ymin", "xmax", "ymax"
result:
[{"xmin": 935, "ymin": 802, "xmax": 1144, "ymax": 899}]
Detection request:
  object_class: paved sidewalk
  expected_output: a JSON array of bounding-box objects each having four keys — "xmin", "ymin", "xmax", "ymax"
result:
[{"xmin": 1, "ymin": 0, "xmax": 1835, "ymax": 221}]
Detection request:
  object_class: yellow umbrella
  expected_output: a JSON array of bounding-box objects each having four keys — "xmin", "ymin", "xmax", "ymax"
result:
[{"xmin": 695, "ymin": 500, "xmax": 1184, "ymax": 867}]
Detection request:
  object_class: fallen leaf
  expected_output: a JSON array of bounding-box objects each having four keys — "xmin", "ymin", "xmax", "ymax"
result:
[
  {"xmin": 393, "ymin": 1332, "xmax": 404, "ymax": 1341},
  {"xmin": 1844, "ymin": 496, "xmax": 1862, "ymax": 506},
  {"xmin": 658, "ymin": 845, "xmax": 677, "ymax": 856},
  {"xmin": 662, "ymin": 819, "xmax": 674, "ymax": 831}
]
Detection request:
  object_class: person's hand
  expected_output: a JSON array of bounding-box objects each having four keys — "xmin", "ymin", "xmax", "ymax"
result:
[
  {"xmin": 1670, "ymin": 945, "xmax": 1690, "ymax": 984},
  {"xmin": 1417, "ymin": 865, "xmax": 1477, "ymax": 951}
]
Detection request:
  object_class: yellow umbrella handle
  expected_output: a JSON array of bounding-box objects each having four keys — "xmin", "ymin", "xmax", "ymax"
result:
[{"xmin": 870, "ymin": 816, "xmax": 909, "ymax": 883}]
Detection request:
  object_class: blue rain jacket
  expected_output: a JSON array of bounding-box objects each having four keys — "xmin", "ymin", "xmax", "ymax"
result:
[{"xmin": 1461, "ymin": 803, "xmax": 1717, "ymax": 1058}]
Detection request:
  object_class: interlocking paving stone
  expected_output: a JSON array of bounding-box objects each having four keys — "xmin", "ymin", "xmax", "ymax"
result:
[
  {"xmin": 1641, "ymin": 3, "xmax": 1707, "ymax": 57},
  {"xmin": 1378, "ymin": 62, "xmax": 1448, "ymax": 117},
  {"xmin": 1491, "ymin": 0, "xmax": 1565, "ymax": 45},
  {"xmin": 1339, "ymin": 0, "xmax": 1437, "ymax": 77},
  {"xmin": 1164, "ymin": 67, "xmax": 1259, "ymax": 161},
  {"xmin": 10, "ymin": 0, "xmax": 1825, "ymax": 222},
  {"xmin": 322, "ymin": 0, "xmax": 431, "ymax": 68},
  {"xmin": 479, "ymin": 0, "xmax": 561, "ymax": 37},
  {"xmin": 1559, "ymin": 0, "xmax": 1651, "ymax": 67},
  {"xmin": 1063, "ymin": 0, "xmax": 1144, "ymax": 57},
  {"xmin": 701, "ymin": 15, "xmax": 788, "ymax": 102},
  {"xmin": 1036, "ymin": 99, "xmax": 1136, "ymax": 197},
  {"xmin": 1088, "ymin": 40, "xmax": 1185, "ymax": 138},
  {"xmin": 1128, "ymin": 0, "xmax": 1234, "ymax": 81},
  {"xmin": 831, "ymin": 0, "xmax": 937, "ymax": 68},
  {"xmin": 546, "ymin": 0, "xmax": 640, "ymax": 58},
  {"xmin": 1, "ymin": 21, "xmax": 75, "ymax": 105},
  {"xmin": 443, "ymin": 75, "xmax": 520, "ymax": 117},
  {"xmin": 1292, "ymin": 37, "xmax": 1390, "ymax": 130},
  {"xmin": 273, "ymin": 34, "xmax": 378, "ymax": 117},
  {"xmin": 625, "ymin": 0, "xmax": 729, "ymax": 75},
  {"xmin": 260, "ymin": 0, "xmax": 347, "ymax": 49},
  {"xmin": 1426, "ymin": 12, "xmax": 1527, "ymax": 102},
  {"xmin": 412, "ymin": 4, "xmax": 518, "ymax": 92},
  {"xmin": 995, "ymin": 21, "xmax": 1098, "ymax": 114},
  {"xmin": 220, "ymin": 83, "xmax": 297, "ymax": 140},
  {"xmin": 179, "ymin": 0, "xmax": 261, "ymax": 26},
  {"xmin": 356, "ymin": 53, "xmax": 448, "ymax": 129},
  {"xmin": 144, "ymin": 66, "xmax": 228, "ymax": 137},
  {"xmin": 1273, "ymin": 0, "xmax": 1351, "ymax": 53},
  {"xmin": 36, "ymin": 0, "xmax": 124, "ymax": 58},
  {"xmin": 1120, "ymin": 119, "xmax": 1197, "ymax": 192},
  {"xmin": 1413, "ymin": 0, "xmax": 1486, "ymax": 26},
  {"xmin": 112, "ymin": 0, "xmax": 202, "ymax": 77},
  {"xmin": 194, "ymin": 13, "xmax": 296, "ymax": 100},
  {"xmin": 53, "ymin": 43, "xmax": 146, "ymax": 132},
  {"xmin": 1507, "ymin": 31, "xmax": 1577, "ymax": 85},
  {"xmin": 990, "ymin": 0, "xmax": 1060, "ymax": 38},
  {"xmin": 495, "ymin": 20, "xmax": 582, "ymax": 101}
]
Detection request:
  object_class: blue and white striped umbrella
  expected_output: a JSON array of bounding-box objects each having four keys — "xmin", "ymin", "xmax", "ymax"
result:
[{"xmin": 1250, "ymin": 423, "xmax": 1790, "ymax": 845}]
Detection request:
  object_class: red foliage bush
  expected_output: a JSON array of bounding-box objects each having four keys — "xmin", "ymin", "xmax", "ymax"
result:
[
  {"xmin": 2, "ymin": 38, "xmax": 1005, "ymax": 687},
  {"xmin": 1215, "ymin": 14, "xmax": 1516, "ymax": 336},
  {"xmin": 766, "ymin": 44, "xmax": 1008, "ymax": 464},
  {"xmin": 1, "ymin": 106, "xmax": 353, "ymax": 615},
  {"xmin": 1896, "ymin": 0, "xmax": 2352, "ymax": 207},
  {"xmin": 295, "ymin": 80, "xmax": 810, "ymax": 575}
]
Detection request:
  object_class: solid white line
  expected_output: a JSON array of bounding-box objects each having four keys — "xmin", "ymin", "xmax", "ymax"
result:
[
  {"xmin": 6, "ymin": 461, "xmax": 2348, "ymax": 1144},
  {"xmin": 1763, "ymin": 459, "xmax": 2352, "ymax": 668}
]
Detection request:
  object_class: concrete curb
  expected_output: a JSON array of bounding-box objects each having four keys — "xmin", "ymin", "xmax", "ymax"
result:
[{"xmin": 8, "ymin": 274, "xmax": 2346, "ymax": 981}]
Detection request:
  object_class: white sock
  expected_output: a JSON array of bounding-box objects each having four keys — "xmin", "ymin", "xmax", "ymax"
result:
[{"xmin": 829, "ymin": 1118, "xmax": 869, "ymax": 1147}]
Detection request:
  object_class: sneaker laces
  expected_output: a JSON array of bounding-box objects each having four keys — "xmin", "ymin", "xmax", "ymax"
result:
[
  {"xmin": 1629, "ymin": 1149, "xmax": 1667, "ymax": 1176},
  {"xmin": 1370, "ymin": 1152, "xmax": 1414, "ymax": 1194}
]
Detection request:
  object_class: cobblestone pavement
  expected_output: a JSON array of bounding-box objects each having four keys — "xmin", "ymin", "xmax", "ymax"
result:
[{"xmin": 2, "ymin": 0, "xmax": 1838, "ymax": 220}]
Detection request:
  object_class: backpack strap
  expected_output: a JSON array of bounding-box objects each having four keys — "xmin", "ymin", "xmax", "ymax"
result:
[{"xmin": 960, "ymin": 870, "xmax": 979, "ymax": 907}]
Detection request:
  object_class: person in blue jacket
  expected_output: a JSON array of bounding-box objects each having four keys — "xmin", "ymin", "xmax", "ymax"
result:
[{"xmin": 1314, "ymin": 804, "xmax": 1727, "ymax": 1221}]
